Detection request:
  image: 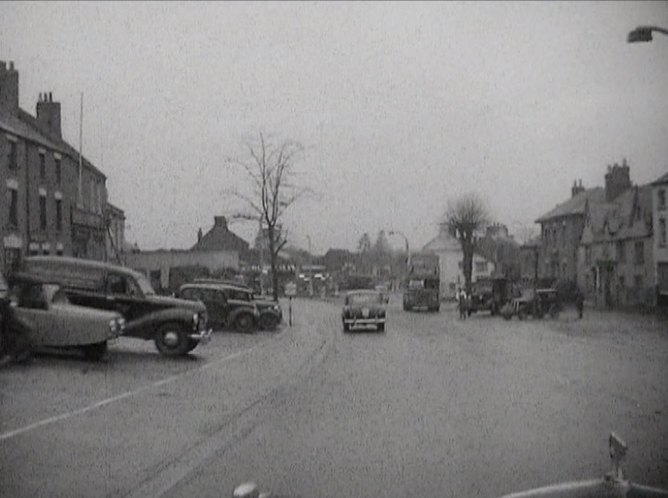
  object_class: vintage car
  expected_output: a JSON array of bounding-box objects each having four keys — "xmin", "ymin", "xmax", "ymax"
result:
[
  {"xmin": 192, "ymin": 278, "xmax": 283, "ymax": 330},
  {"xmin": 177, "ymin": 282, "xmax": 263, "ymax": 333},
  {"xmin": 19, "ymin": 256, "xmax": 211, "ymax": 356},
  {"xmin": 7, "ymin": 273, "xmax": 125, "ymax": 360},
  {"xmin": 342, "ymin": 290, "xmax": 387, "ymax": 332},
  {"xmin": 232, "ymin": 433, "xmax": 668, "ymax": 498},
  {"xmin": 468, "ymin": 277, "xmax": 510, "ymax": 316},
  {"xmin": 501, "ymin": 288, "xmax": 561, "ymax": 320}
]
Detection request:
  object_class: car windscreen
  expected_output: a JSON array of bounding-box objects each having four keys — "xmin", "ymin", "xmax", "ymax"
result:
[
  {"xmin": 348, "ymin": 293, "xmax": 382, "ymax": 305},
  {"xmin": 408, "ymin": 280, "xmax": 424, "ymax": 290},
  {"xmin": 134, "ymin": 273, "xmax": 156, "ymax": 295}
]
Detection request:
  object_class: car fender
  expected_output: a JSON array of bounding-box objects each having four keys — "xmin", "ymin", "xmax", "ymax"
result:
[{"xmin": 125, "ymin": 307, "xmax": 197, "ymax": 340}]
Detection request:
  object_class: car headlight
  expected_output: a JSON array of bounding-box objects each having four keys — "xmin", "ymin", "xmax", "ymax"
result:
[
  {"xmin": 273, "ymin": 305, "xmax": 281, "ymax": 312},
  {"xmin": 117, "ymin": 317, "xmax": 126, "ymax": 333},
  {"xmin": 109, "ymin": 319, "xmax": 118, "ymax": 334}
]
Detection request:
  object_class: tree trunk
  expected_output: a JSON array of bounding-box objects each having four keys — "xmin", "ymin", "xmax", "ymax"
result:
[
  {"xmin": 462, "ymin": 237, "xmax": 474, "ymax": 295},
  {"xmin": 268, "ymin": 226, "xmax": 279, "ymax": 302}
]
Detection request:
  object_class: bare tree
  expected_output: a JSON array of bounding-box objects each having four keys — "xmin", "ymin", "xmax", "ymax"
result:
[
  {"xmin": 442, "ymin": 193, "xmax": 491, "ymax": 294},
  {"xmin": 227, "ymin": 133, "xmax": 309, "ymax": 301}
]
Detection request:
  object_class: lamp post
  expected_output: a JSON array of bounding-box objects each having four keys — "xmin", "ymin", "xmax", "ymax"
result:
[
  {"xmin": 627, "ymin": 25, "xmax": 668, "ymax": 43},
  {"xmin": 306, "ymin": 235, "xmax": 313, "ymax": 297}
]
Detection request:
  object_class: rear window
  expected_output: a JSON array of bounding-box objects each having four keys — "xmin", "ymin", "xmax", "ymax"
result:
[
  {"xmin": 227, "ymin": 289, "xmax": 251, "ymax": 301},
  {"xmin": 347, "ymin": 293, "xmax": 382, "ymax": 305}
]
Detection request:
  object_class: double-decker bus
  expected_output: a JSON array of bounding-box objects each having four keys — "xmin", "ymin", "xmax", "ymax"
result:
[{"xmin": 402, "ymin": 253, "xmax": 440, "ymax": 312}]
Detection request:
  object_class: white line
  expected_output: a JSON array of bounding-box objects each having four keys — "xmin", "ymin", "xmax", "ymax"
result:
[{"xmin": 0, "ymin": 346, "xmax": 257, "ymax": 443}]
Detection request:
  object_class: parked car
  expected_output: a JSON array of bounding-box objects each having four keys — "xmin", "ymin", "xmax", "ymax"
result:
[
  {"xmin": 192, "ymin": 278, "xmax": 283, "ymax": 330},
  {"xmin": 342, "ymin": 290, "xmax": 387, "ymax": 332},
  {"xmin": 19, "ymin": 256, "xmax": 211, "ymax": 356},
  {"xmin": 500, "ymin": 288, "xmax": 561, "ymax": 320},
  {"xmin": 177, "ymin": 282, "xmax": 262, "ymax": 333},
  {"xmin": 7, "ymin": 273, "xmax": 125, "ymax": 360},
  {"xmin": 468, "ymin": 277, "xmax": 509, "ymax": 316}
]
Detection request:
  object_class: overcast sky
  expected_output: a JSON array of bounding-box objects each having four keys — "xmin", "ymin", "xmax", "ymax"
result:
[{"xmin": 2, "ymin": 1, "xmax": 667, "ymax": 253}]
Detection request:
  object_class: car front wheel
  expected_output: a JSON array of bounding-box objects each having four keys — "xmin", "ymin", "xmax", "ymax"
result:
[{"xmin": 154, "ymin": 323, "xmax": 191, "ymax": 356}]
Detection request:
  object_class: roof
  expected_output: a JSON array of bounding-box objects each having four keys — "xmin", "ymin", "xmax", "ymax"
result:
[
  {"xmin": 0, "ymin": 110, "xmax": 64, "ymax": 151},
  {"xmin": 192, "ymin": 222, "xmax": 249, "ymax": 253},
  {"xmin": 535, "ymin": 187, "xmax": 605, "ymax": 223},
  {"xmin": 581, "ymin": 185, "xmax": 652, "ymax": 243},
  {"xmin": 651, "ymin": 171, "xmax": 668, "ymax": 186}
]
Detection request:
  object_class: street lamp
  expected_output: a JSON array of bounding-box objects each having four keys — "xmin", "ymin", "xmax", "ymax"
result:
[
  {"xmin": 628, "ymin": 25, "xmax": 668, "ymax": 43},
  {"xmin": 306, "ymin": 234, "xmax": 313, "ymax": 297}
]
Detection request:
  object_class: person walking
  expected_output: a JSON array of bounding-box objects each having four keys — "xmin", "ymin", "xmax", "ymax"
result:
[
  {"xmin": 575, "ymin": 288, "xmax": 584, "ymax": 319},
  {"xmin": 457, "ymin": 287, "xmax": 468, "ymax": 320}
]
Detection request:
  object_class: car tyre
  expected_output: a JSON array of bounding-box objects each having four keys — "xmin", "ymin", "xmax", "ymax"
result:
[
  {"xmin": 377, "ymin": 323, "xmax": 385, "ymax": 332},
  {"xmin": 154, "ymin": 323, "xmax": 191, "ymax": 356},
  {"xmin": 82, "ymin": 341, "xmax": 107, "ymax": 361},
  {"xmin": 343, "ymin": 322, "xmax": 350, "ymax": 332},
  {"xmin": 234, "ymin": 313, "xmax": 255, "ymax": 334},
  {"xmin": 258, "ymin": 313, "xmax": 279, "ymax": 331},
  {"xmin": 518, "ymin": 308, "xmax": 527, "ymax": 320}
]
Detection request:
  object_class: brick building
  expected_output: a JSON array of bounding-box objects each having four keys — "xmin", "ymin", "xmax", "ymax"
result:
[
  {"xmin": 650, "ymin": 172, "xmax": 668, "ymax": 306},
  {"xmin": 0, "ymin": 60, "xmax": 123, "ymax": 274}
]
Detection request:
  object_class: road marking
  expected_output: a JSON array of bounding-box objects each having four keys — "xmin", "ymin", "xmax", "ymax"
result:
[{"xmin": 0, "ymin": 346, "xmax": 258, "ymax": 443}]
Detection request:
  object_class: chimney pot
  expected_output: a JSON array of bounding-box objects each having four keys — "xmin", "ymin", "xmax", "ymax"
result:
[
  {"xmin": 9, "ymin": 61, "xmax": 14, "ymax": 71},
  {"xmin": 49, "ymin": 92, "xmax": 52, "ymax": 102}
]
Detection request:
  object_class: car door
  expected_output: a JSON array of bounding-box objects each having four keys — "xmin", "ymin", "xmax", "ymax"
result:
[
  {"xmin": 12, "ymin": 282, "xmax": 54, "ymax": 346},
  {"xmin": 105, "ymin": 273, "xmax": 143, "ymax": 321},
  {"xmin": 207, "ymin": 289, "xmax": 230, "ymax": 328}
]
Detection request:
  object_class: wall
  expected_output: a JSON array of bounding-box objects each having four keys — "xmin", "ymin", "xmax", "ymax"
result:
[
  {"xmin": 654, "ymin": 183, "xmax": 668, "ymax": 301},
  {"xmin": 539, "ymin": 215, "xmax": 584, "ymax": 282},
  {"xmin": 124, "ymin": 249, "xmax": 239, "ymax": 289}
]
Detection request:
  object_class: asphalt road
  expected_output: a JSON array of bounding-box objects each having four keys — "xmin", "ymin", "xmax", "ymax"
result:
[{"xmin": 1, "ymin": 297, "xmax": 667, "ymax": 497}]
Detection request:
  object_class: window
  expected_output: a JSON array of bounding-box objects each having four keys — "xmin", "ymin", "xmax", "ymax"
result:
[
  {"xmin": 107, "ymin": 274, "xmax": 141, "ymax": 296},
  {"xmin": 9, "ymin": 187, "xmax": 18, "ymax": 227},
  {"xmin": 634, "ymin": 275, "xmax": 643, "ymax": 288},
  {"xmin": 634, "ymin": 241, "xmax": 644, "ymax": 265},
  {"xmin": 616, "ymin": 240, "xmax": 626, "ymax": 263},
  {"xmin": 56, "ymin": 199, "xmax": 62, "ymax": 232},
  {"xmin": 4, "ymin": 248, "xmax": 21, "ymax": 271},
  {"xmin": 39, "ymin": 194, "xmax": 47, "ymax": 230},
  {"xmin": 7, "ymin": 139, "xmax": 18, "ymax": 169},
  {"xmin": 659, "ymin": 189, "xmax": 666, "ymax": 211},
  {"xmin": 585, "ymin": 245, "xmax": 592, "ymax": 265},
  {"xmin": 475, "ymin": 261, "xmax": 487, "ymax": 273},
  {"xmin": 39, "ymin": 153, "xmax": 46, "ymax": 179},
  {"xmin": 55, "ymin": 158, "xmax": 61, "ymax": 184},
  {"xmin": 659, "ymin": 218, "xmax": 667, "ymax": 247},
  {"xmin": 619, "ymin": 276, "xmax": 625, "ymax": 288},
  {"xmin": 90, "ymin": 179, "xmax": 95, "ymax": 212}
]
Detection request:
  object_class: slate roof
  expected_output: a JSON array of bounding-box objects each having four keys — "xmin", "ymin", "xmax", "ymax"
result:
[
  {"xmin": 0, "ymin": 110, "xmax": 64, "ymax": 152},
  {"xmin": 191, "ymin": 222, "xmax": 250, "ymax": 253},
  {"xmin": 535, "ymin": 187, "xmax": 605, "ymax": 223},
  {"xmin": 581, "ymin": 185, "xmax": 652, "ymax": 244},
  {"xmin": 651, "ymin": 171, "xmax": 668, "ymax": 185}
]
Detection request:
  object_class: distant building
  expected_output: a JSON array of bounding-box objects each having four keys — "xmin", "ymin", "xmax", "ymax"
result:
[
  {"xmin": 651, "ymin": 172, "xmax": 668, "ymax": 306},
  {"xmin": 0, "ymin": 60, "xmax": 123, "ymax": 274},
  {"xmin": 423, "ymin": 225, "xmax": 495, "ymax": 299},
  {"xmin": 578, "ymin": 183, "xmax": 654, "ymax": 307},
  {"xmin": 192, "ymin": 216, "xmax": 250, "ymax": 256}
]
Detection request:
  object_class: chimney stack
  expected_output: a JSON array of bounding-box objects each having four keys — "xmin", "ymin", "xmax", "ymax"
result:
[
  {"xmin": 604, "ymin": 161, "xmax": 631, "ymax": 202},
  {"xmin": 197, "ymin": 227, "xmax": 203, "ymax": 242},
  {"xmin": 36, "ymin": 91, "xmax": 62, "ymax": 139},
  {"xmin": 214, "ymin": 216, "xmax": 228, "ymax": 229},
  {"xmin": 571, "ymin": 178, "xmax": 585, "ymax": 198},
  {"xmin": 0, "ymin": 60, "xmax": 19, "ymax": 114}
]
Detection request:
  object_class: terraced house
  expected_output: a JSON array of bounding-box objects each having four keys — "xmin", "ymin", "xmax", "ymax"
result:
[{"xmin": 0, "ymin": 60, "xmax": 124, "ymax": 275}]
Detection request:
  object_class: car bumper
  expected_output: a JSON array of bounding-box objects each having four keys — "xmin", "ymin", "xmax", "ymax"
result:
[
  {"xmin": 188, "ymin": 328, "xmax": 213, "ymax": 344},
  {"xmin": 343, "ymin": 318, "xmax": 385, "ymax": 327}
]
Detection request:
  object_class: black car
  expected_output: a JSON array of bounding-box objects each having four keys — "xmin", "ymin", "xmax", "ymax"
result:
[
  {"xmin": 177, "ymin": 283, "xmax": 262, "ymax": 333},
  {"xmin": 19, "ymin": 256, "xmax": 211, "ymax": 356},
  {"xmin": 193, "ymin": 279, "xmax": 283, "ymax": 330}
]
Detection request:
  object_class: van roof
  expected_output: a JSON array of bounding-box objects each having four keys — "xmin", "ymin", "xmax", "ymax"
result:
[{"xmin": 24, "ymin": 256, "xmax": 145, "ymax": 280}]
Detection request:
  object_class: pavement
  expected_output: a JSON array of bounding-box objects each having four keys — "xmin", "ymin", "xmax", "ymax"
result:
[{"xmin": 1, "ymin": 297, "xmax": 667, "ymax": 497}]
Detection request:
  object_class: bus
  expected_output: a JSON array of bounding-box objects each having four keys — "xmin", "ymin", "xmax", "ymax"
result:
[{"xmin": 402, "ymin": 253, "xmax": 440, "ymax": 312}]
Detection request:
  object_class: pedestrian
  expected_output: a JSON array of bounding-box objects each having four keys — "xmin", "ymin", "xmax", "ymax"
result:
[
  {"xmin": 457, "ymin": 287, "xmax": 468, "ymax": 319},
  {"xmin": 575, "ymin": 288, "xmax": 584, "ymax": 319}
]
